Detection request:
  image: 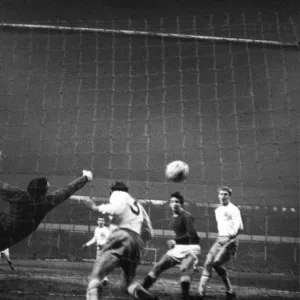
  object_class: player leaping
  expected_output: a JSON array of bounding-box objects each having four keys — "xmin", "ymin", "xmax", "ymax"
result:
[
  {"xmin": 198, "ymin": 186, "xmax": 243, "ymax": 300},
  {"xmin": 141, "ymin": 192, "xmax": 201, "ymax": 300},
  {"xmin": 0, "ymin": 169, "xmax": 93, "ymax": 252},
  {"xmin": 82, "ymin": 181, "xmax": 159, "ymax": 300}
]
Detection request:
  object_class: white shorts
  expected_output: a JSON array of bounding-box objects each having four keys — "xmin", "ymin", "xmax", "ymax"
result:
[
  {"xmin": 167, "ymin": 244, "xmax": 201, "ymax": 261},
  {"xmin": 0, "ymin": 248, "xmax": 9, "ymax": 257}
]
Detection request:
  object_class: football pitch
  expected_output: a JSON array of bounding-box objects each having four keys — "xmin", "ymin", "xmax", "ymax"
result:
[{"xmin": 0, "ymin": 260, "xmax": 299, "ymax": 300}]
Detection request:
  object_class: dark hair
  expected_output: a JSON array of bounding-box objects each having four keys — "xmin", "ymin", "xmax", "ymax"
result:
[
  {"xmin": 218, "ymin": 186, "xmax": 232, "ymax": 196},
  {"xmin": 110, "ymin": 181, "xmax": 129, "ymax": 193},
  {"xmin": 170, "ymin": 191, "xmax": 184, "ymax": 206},
  {"xmin": 27, "ymin": 177, "xmax": 48, "ymax": 197}
]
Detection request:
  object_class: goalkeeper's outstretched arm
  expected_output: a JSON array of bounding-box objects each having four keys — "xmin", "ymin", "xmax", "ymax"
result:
[{"xmin": 46, "ymin": 170, "xmax": 93, "ymax": 208}]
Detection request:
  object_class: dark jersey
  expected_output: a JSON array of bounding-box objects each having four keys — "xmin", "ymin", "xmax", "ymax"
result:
[
  {"xmin": 170, "ymin": 209, "xmax": 200, "ymax": 245},
  {"xmin": 0, "ymin": 176, "xmax": 88, "ymax": 251}
]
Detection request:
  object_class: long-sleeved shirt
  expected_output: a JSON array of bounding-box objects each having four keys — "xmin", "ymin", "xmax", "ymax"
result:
[
  {"xmin": 215, "ymin": 202, "xmax": 244, "ymax": 237},
  {"xmin": 96, "ymin": 191, "xmax": 144, "ymax": 235},
  {"xmin": 86, "ymin": 226, "xmax": 110, "ymax": 246},
  {"xmin": 170, "ymin": 209, "xmax": 200, "ymax": 245},
  {"xmin": 0, "ymin": 176, "xmax": 89, "ymax": 250}
]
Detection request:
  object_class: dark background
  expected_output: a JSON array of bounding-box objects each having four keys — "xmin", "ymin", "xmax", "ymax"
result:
[
  {"xmin": 0, "ymin": 0, "xmax": 299, "ymax": 206},
  {"xmin": 0, "ymin": 0, "xmax": 299, "ymax": 273}
]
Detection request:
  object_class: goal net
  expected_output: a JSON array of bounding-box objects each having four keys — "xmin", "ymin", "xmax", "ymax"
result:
[{"xmin": 0, "ymin": 14, "xmax": 299, "ymax": 266}]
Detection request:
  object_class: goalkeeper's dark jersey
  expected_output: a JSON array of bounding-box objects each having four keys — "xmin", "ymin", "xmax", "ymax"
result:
[
  {"xmin": 170, "ymin": 209, "xmax": 200, "ymax": 245},
  {"xmin": 0, "ymin": 176, "xmax": 88, "ymax": 251}
]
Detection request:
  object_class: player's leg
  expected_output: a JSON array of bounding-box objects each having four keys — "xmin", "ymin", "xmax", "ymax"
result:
[
  {"xmin": 118, "ymin": 229, "xmax": 159, "ymax": 300},
  {"xmin": 1, "ymin": 249, "xmax": 14, "ymax": 271},
  {"xmin": 198, "ymin": 242, "xmax": 220, "ymax": 298},
  {"xmin": 142, "ymin": 253, "xmax": 178, "ymax": 290},
  {"xmin": 96, "ymin": 246, "xmax": 108, "ymax": 286},
  {"xmin": 179, "ymin": 245, "xmax": 201, "ymax": 300},
  {"xmin": 120, "ymin": 260, "xmax": 158, "ymax": 300},
  {"xmin": 0, "ymin": 224, "xmax": 11, "ymax": 252},
  {"xmin": 179, "ymin": 255, "xmax": 198, "ymax": 300},
  {"xmin": 212, "ymin": 239, "xmax": 237, "ymax": 299},
  {"xmin": 86, "ymin": 251, "xmax": 119, "ymax": 300}
]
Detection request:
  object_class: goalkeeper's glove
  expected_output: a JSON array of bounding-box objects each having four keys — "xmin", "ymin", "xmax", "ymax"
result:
[{"xmin": 82, "ymin": 170, "xmax": 93, "ymax": 181}]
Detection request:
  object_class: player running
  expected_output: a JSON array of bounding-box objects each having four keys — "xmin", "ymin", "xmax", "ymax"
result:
[
  {"xmin": 0, "ymin": 248, "xmax": 15, "ymax": 271},
  {"xmin": 83, "ymin": 217, "xmax": 110, "ymax": 285},
  {"xmin": 141, "ymin": 192, "xmax": 201, "ymax": 300},
  {"xmin": 198, "ymin": 186, "xmax": 243, "ymax": 300},
  {"xmin": 0, "ymin": 170, "xmax": 93, "ymax": 252},
  {"xmin": 82, "ymin": 181, "xmax": 159, "ymax": 300}
]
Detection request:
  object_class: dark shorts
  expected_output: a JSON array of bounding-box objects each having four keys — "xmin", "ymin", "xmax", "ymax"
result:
[{"xmin": 90, "ymin": 228, "xmax": 143, "ymax": 285}]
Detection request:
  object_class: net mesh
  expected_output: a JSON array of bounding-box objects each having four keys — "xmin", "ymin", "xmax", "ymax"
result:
[{"xmin": 0, "ymin": 14, "xmax": 299, "ymax": 269}]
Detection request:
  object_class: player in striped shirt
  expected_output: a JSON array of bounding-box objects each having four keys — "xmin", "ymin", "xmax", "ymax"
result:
[
  {"xmin": 0, "ymin": 170, "xmax": 93, "ymax": 252},
  {"xmin": 198, "ymin": 186, "xmax": 243, "ymax": 300},
  {"xmin": 82, "ymin": 181, "xmax": 159, "ymax": 300},
  {"xmin": 83, "ymin": 217, "xmax": 110, "ymax": 285},
  {"xmin": 141, "ymin": 192, "xmax": 201, "ymax": 300}
]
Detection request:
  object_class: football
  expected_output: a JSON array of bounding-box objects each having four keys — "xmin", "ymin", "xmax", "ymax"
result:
[{"xmin": 165, "ymin": 160, "xmax": 189, "ymax": 182}]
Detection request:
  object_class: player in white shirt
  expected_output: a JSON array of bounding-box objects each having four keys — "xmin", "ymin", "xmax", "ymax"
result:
[
  {"xmin": 83, "ymin": 217, "xmax": 110, "ymax": 285},
  {"xmin": 82, "ymin": 181, "xmax": 158, "ymax": 300},
  {"xmin": 0, "ymin": 248, "xmax": 14, "ymax": 271},
  {"xmin": 198, "ymin": 186, "xmax": 243, "ymax": 300}
]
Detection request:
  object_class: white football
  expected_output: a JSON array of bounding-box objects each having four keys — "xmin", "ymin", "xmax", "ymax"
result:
[{"xmin": 165, "ymin": 160, "xmax": 189, "ymax": 182}]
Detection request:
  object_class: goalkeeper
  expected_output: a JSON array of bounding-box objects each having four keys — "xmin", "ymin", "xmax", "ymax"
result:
[{"xmin": 0, "ymin": 169, "xmax": 93, "ymax": 252}]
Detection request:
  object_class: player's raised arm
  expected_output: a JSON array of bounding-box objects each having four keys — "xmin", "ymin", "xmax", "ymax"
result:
[
  {"xmin": 0, "ymin": 182, "xmax": 25, "ymax": 202},
  {"xmin": 84, "ymin": 191, "xmax": 127, "ymax": 215},
  {"xmin": 98, "ymin": 191, "xmax": 127, "ymax": 215},
  {"xmin": 46, "ymin": 170, "xmax": 93, "ymax": 208}
]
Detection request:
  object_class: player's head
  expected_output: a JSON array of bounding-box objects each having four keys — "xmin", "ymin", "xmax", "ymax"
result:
[
  {"xmin": 27, "ymin": 177, "xmax": 49, "ymax": 198},
  {"xmin": 97, "ymin": 217, "xmax": 104, "ymax": 227},
  {"xmin": 218, "ymin": 186, "xmax": 232, "ymax": 206},
  {"xmin": 169, "ymin": 191, "xmax": 184, "ymax": 213},
  {"xmin": 110, "ymin": 181, "xmax": 129, "ymax": 195}
]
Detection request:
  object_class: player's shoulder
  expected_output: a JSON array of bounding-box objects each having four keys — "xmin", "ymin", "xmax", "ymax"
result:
[
  {"xmin": 110, "ymin": 190, "xmax": 130, "ymax": 202},
  {"xmin": 229, "ymin": 202, "xmax": 240, "ymax": 211},
  {"xmin": 181, "ymin": 209, "xmax": 193, "ymax": 218},
  {"xmin": 215, "ymin": 205, "xmax": 222, "ymax": 213}
]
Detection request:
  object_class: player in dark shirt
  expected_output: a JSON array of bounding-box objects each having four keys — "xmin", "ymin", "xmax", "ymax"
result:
[
  {"xmin": 0, "ymin": 170, "xmax": 92, "ymax": 251},
  {"xmin": 141, "ymin": 192, "xmax": 201, "ymax": 300}
]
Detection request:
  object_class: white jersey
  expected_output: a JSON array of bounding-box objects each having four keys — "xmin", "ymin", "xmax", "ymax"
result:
[
  {"xmin": 97, "ymin": 191, "xmax": 144, "ymax": 235},
  {"xmin": 215, "ymin": 202, "xmax": 243, "ymax": 237},
  {"xmin": 0, "ymin": 248, "xmax": 9, "ymax": 257},
  {"xmin": 86, "ymin": 226, "xmax": 110, "ymax": 247}
]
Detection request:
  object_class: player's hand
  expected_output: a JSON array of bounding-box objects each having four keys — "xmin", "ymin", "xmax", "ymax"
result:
[
  {"xmin": 166, "ymin": 239, "xmax": 176, "ymax": 249},
  {"xmin": 82, "ymin": 170, "xmax": 93, "ymax": 181},
  {"xmin": 82, "ymin": 244, "xmax": 88, "ymax": 251}
]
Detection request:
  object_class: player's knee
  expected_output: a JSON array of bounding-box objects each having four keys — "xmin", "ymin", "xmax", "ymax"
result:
[
  {"xmin": 202, "ymin": 262, "xmax": 213, "ymax": 277},
  {"xmin": 87, "ymin": 278, "xmax": 102, "ymax": 292},
  {"xmin": 151, "ymin": 262, "xmax": 165, "ymax": 278},
  {"xmin": 180, "ymin": 275, "xmax": 191, "ymax": 283},
  {"xmin": 148, "ymin": 270, "xmax": 157, "ymax": 279}
]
